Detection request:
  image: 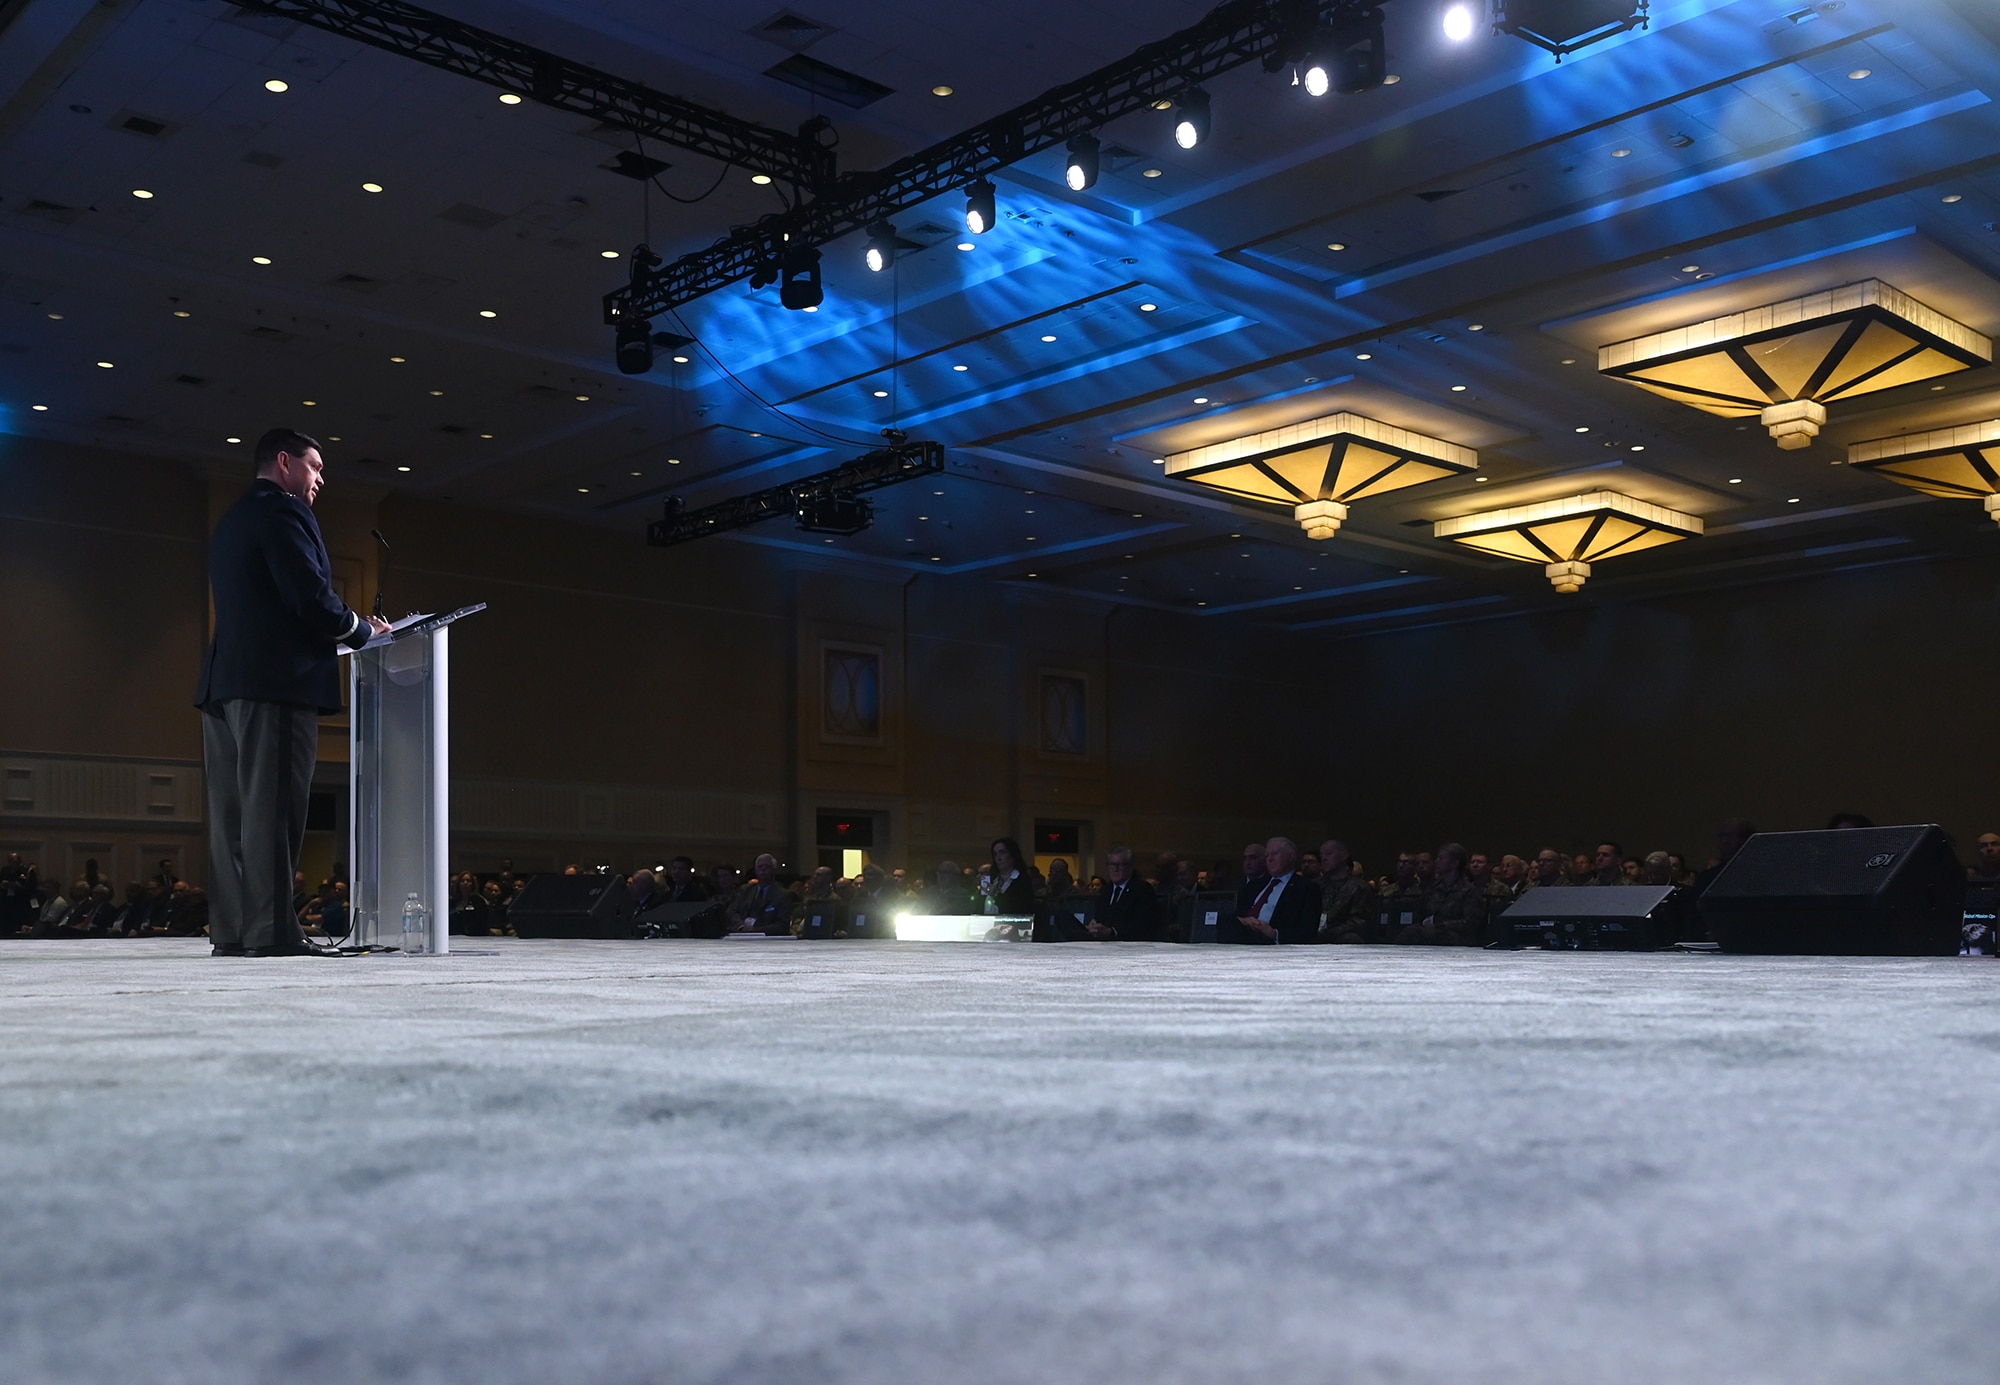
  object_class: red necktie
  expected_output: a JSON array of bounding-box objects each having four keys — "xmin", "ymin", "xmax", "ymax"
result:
[{"xmin": 1251, "ymin": 877, "xmax": 1279, "ymax": 915}]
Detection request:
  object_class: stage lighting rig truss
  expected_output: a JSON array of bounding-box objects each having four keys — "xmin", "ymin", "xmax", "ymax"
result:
[
  {"xmin": 605, "ymin": 0, "xmax": 1403, "ymax": 325},
  {"xmin": 1492, "ymin": 0, "xmax": 1651, "ymax": 62},
  {"xmin": 232, "ymin": 0, "xmax": 834, "ymax": 188},
  {"xmin": 646, "ymin": 440, "xmax": 946, "ymax": 548}
]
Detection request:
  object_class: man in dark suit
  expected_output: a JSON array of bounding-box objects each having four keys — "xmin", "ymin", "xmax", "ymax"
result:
[
  {"xmin": 664, "ymin": 856, "xmax": 711, "ymax": 902},
  {"xmin": 196, "ymin": 428, "xmax": 389, "ymax": 957},
  {"xmin": 1087, "ymin": 846, "xmax": 1159, "ymax": 940},
  {"xmin": 1236, "ymin": 837, "xmax": 1319, "ymax": 944}
]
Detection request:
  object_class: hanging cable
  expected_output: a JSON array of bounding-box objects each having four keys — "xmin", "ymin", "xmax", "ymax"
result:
[{"xmin": 666, "ymin": 309, "xmax": 882, "ymax": 449}]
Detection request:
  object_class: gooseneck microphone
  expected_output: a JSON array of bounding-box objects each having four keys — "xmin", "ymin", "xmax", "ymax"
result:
[{"xmin": 370, "ymin": 528, "xmax": 390, "ymax": 619}]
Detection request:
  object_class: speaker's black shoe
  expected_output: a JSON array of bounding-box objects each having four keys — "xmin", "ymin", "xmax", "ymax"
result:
[
  {"xmin": 211, "ymin": 945, "xmax": 247, "ymax": 957},
  {"xmin": 245, "ymin": 943, "xmax": 330, "ymax": 957}
]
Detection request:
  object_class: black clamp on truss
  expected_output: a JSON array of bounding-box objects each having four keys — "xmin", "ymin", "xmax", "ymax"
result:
[
  {"xmin": 646, "ymin": 440, "xmax": 945, "ymax": 548},
  {"xmin": 233, "ymin": 0, "xmax": 834, "ymax": 189},
  {"xmin": 605, "ymin": 0, "xmax": 1394, "ymax": 323}
]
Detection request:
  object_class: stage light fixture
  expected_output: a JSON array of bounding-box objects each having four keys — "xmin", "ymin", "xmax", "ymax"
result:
[
  {"xmin": 1303, "ymin": 60, "xmax": 1330, "ymax": 96},
  {"xmin": 1174, "ymin": 88, "xmax": 1210, "ymax": 147},
  {"xmin": 865, "ymin": 221, "xmax": 896, "ymax": 272},
  {"xmin": 964, "ymin": 179, "xmax": 996, "ymax": 234},
  {"xmin": 1442, "ymin": 2, "xmax": 1477, "ymax": 41},
  {"xmin": 1065, "ymin": 134, "xmax": 1100, "ymax": 192},
  {"xmin": 780, "ymin": 246, "xmax": 824, "ymax": 310},
  {"xmin": 616, "ymin": 316, "xmax": 654, "ymax": 375}
]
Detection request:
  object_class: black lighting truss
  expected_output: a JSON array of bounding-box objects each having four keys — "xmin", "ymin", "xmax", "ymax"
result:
[
  {"xmin": 233, "ymin": 0, "xmax": 833, "ymax": 189},
  {"xmin": 646, "ymin": 440, "xmax": 945, "ymax": 548},
  {"xmin": 1494, "ymin": 0, "xmax": 1650, "ymax": 62},
  {"xmin": 605, "ymin": 0, "xmax": 1395, "ymax": 323}
]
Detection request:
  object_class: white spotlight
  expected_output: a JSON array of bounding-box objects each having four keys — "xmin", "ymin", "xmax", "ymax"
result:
[{"xmin": 1442, "ymin": 2, "xmax": 1476, "ymax": 42}]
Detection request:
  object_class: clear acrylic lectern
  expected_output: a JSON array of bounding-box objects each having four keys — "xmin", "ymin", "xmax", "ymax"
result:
[{"xmin": 348, "ymin": 604, "xmax": 484, "ymax": 955}]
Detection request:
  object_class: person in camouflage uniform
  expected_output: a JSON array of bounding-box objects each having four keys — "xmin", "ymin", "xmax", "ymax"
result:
[
  {"xmin": 1317, "ymin": 838, "xmax": 1373, "ymax": 944},
  {"xmin": 1398, "ymin": 842, "xmax": 1486, "ymax": 946}
]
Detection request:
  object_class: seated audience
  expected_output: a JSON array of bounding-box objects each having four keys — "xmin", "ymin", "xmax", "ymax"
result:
[
  {"xmin": 919, "ymin": 861, "xmax": 977, "ymax": 915},
  {"xmin": 448, "ymin": 872, "xmax": 491, "ymax": 935},
  {"xmin": 1235, "ymin": 837, "xmax": 1317, "ymax": 944},
  {"xmin": 1399, "ymin": 842, "xmax": 1485, "ymax": 947},
  {"xmin": 1970, "ymin": 833, "xmax": 2000, "ymax": 883},
  {"xmin": 1076, "ymin": 846, "xmax": 1157, "ymax": 941},
  {"xmin": 665, "ymin": 856, "xmax": 712, "ymax": 902},
  {"xmin": 1379, "ymin": 853, "xmax": 1424, "ymax": 905},
  {"xmin": 1641, "ymin": 851, "xmax": 1675, "ymax": 886},
  {"xmin": 1589, "ymin": 842, "xmax": 1630, "ymax": 887},
  {"xmin": 1232, "ymin": 842, "xmax": 1267, "ymax": 913},
  {"xmin": 1042, "ymin": 858, "xmax": 1080, "ymax": 900},
  {"xmin": 1298, "ymin": 850, "xmax": 1321, "ymax": 881},
  {"xmin": 710, "ymin": 864, "xmax": 741, "ymax": 899},
  {"xmin": 1493, "ymin": 854, "xmax": 1527, "ymax": 900},
  {"xmin": 1, "ymin": 853, "xmax": 38, "ymax": 935},
  {"xmin": 1569, "ymin": 852, "xmax": 1593, "ymax": 885},
  {"xmin": 1317, "ymin": 839, "xmax": 1372, "ymax": 944},
  {"xmin": 727, "ymin": 855, "xmax": 797, "ymax": 934},
  {"xmin": 1526, "ymin": 849, "xmax": 1568, "ymax": 890},
  {"xmin": 979, "ymin": 837, "xmax": 1035, "ymax": 917}
]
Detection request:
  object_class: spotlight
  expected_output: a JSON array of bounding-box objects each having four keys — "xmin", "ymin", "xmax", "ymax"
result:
[
  {"xmin": 616, "ymin": 316, "xmax": 654, "ymax": 375},
  {"xmin": 865, "ymin": 221, "xmax": 896, "ymax": 272},
  {"xmin": 1173, "ymin": 88, "xmax": 1210, "ymax": 148},
  {"xmin": 1442, "ymin": 1, "xmax": 1477, "ymax": 41},
  {"xmin": 1303, "ymin": 61, "xmax": 1330, "ymax": 96},
  {"xmin": 964, "ymin": 179, "xmax": 996, "ymax": 234},
  {"xmin": 1065, "ymin": 134, "xmax": 1100, "ymax": 192},
  {"xmin": 780, "ymin": 246, "xmax": 823, "ymax": 310},
  {"xmin": 1330, "ymin": 12, "xmax": 1387, "ymax": 93}
]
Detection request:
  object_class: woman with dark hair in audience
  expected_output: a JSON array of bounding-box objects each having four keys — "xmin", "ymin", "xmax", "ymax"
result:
[{"xmin": 982, "ymin": 838, "xmax": 1035, "ymax": 917}]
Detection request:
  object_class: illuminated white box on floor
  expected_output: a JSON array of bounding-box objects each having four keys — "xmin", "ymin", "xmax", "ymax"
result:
[{"xmin": 893, "ymin": 914, "xmax": 1032, "ymax": 942}]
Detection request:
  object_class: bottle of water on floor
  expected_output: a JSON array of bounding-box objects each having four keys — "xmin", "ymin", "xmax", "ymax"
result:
[{"xmin": 401, "ymin": 892, "xmax": 427, "ymax": 956}]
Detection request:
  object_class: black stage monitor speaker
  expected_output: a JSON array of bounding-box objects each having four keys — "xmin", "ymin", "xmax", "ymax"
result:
[
  {"xmin": 1496, "ymin": 884, "xmax": 1682, "ymax": 951},
  {"xmin": 1181, "ymin": 890, "xmax": 1250, "ymax": 944},
  {"xmin": 1699, "ymin": 824, "xmax": 1964, "ymax": 956},
  {"xmin": 510, "ymin": 874, "xmax": 635, "ymax": 939}
]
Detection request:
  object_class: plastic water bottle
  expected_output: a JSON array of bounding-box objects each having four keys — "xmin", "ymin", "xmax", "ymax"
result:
[{"xmin": 401, "ymin": 892, "xmax": 427, "ymax": 956}]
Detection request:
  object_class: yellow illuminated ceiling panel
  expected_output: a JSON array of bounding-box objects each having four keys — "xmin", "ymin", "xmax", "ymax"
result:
[
  {"xmin": 1598, "ymin": 280, "xmax": 1991, "ymax": 450},
  {"xmin": 1433, "ymin": 490, "xmax": 1703, "ymax": 592},
  {"xmin": 1848, "ymin": 419, "xmax": 2000, "ymax": 522},
  {"xmin": 1165, "ymin": 411, "xmax": 1477, "ymax": 540}
]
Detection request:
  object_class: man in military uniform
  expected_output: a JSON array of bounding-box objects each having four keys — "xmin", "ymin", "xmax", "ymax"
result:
[
  {"xmin": 1399, "ymin": 842, "xmax": 1486, "ymax": 946},
  {"xmin": 1377, "ymin": 852, "xmax": 1427, "ymax": 942},
  {"xmin": 1526, "ymin": 848, "xmax": 1570, "ymax": 890},
  {"xmin": 1317, "ymin": 838, "xmax": 1373, "ymax": 944}
]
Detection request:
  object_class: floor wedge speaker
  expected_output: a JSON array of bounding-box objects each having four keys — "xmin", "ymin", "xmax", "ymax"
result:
[
  {"xmin": 509, "ymin": 874, "xmax": 635, "ymax": 939},
  {"xmin": 1699, "ymin": 825, "xmax": 1963, "ymax": 956},
  {"xmin": 1496, "ymin": 884, "xmax": 1683, "ymax": 950}
]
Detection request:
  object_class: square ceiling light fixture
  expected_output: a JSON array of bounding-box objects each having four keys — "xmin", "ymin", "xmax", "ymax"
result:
[
  {"xmin": 1164, "ymin": 411, "xmax": 1477, "ymax": 539},
  {"xmin": 1433, "ymin": 490, "xmax": 1701, "ymax": 592},
  {"xmin": 1848, "ymin": 419, "xmax": 2000, "ymax": 523},
  {"xmin": 1598, "ymin": 280, "xmax": 1991, "ymax": 450}
]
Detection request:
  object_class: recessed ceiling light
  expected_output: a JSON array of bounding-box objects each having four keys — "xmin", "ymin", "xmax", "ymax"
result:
[
  {"xmin": 1152, "ymin": 97, "xmax": 1174, "ymax": 110},
  {"xmin": 1151, "ymin": 457, "xmax": 1165, "ymax": 465},
  {"xmin": 1142, "ymin": 167, "xmax": 1163, "ymax": 178},
  {"xmin": 95, "ymin": 360, "xmax": 113, "ymax": 368},
  {"xmin": 46, "ymin": 313, "xmax": 63, "ymax": 320},
  {"xmin": 226, "ymin": 434, "xmax": 241, "ymax": 441},
  {"xmin": 1630, "ymin": 444, "xmax": 1646, "ymax": 452},
  {"xmin": 667, "ymin": 457, "xmax": 681, "ymax": 465},
  {"xmin": 600, "ymin": 249, "xmax": 620, "ymax": 258},
  {"xmin": 952, "ymin": 364, "xmax": 968, "ymax": 371},
  {"xmin": 1467, "ymin": 323, "xmax": 1484, "ymax": 332},
  {"xmin": 1612, "ymin": 148, "xmax": 1632, "ymax": 158},
  {"xmin": 956, "ymin": 241, "xmax": 974, "ymax": 251},
  {"xmin": 1382, "ymin": 74, "xmax": 1400, "ymax": 85},
  {"xmin": 1355, "ymin": 351, "xmax": 1372, "ymax": 360},
  {"xmin": 1326, "ymin": 242, "xmax": 1347, "ymax": 251},
  {"xmin": 1138, "ymin": 302, "xmax": 1158, "ymax": 312},
  {"xmin": 751, "ymin": 173, "xmax": 772, "ymax": 185},
  {"xmin": 389, "ymin": 356, "xmax": 406, "ymax": 363},
  {"xmin": 929, "ymin": 556, "xmax": 941, "ymax": 562},
  {"xmin": 1942, "ymin": 193, "xmax": 1963, "ymax": 203},
  {"xmin": 361, "ymin": 182, "xmax": 384, "ymax": 193},
  {"xmin": 264, "ymin": 79, "xmax": 289, "ymax": 93},
  {"xmin": 480, "ymin": 433, "xmax": 494, "ymax": 439},
  {"xmin": 576, "ymin": 487, "xmax": 591, "ymax": 494},
  {"xmin": 32, "ymin": 404, "xmax": 49, "ymax": 411},
  {"xmin": 1451, "ymin": 384, "xmax": 1467, "ymax": 392},
  {"xmin": 1931, "ymin": 383, "xmax": 1947, "ymax": 391},
  {"xmin": 872, "ymin": 389, "xmax": 889, "ymax": 397},
  {"xmin": 933, "ymin": 490, "xmax": 944, "ymax": 495},
  {"xmin": 302, "ymin": 399, "xmax": 317, "ymax": 406},
  {"xmin": 1560, "ymin": 357, "xmax": 1577, "ymax": 365},
  {"xmin": 931, "ymin": 84, "xmax": 954, "ymax": 96},
  {"xmin": 397, "ymin": 464, "xmax": 412, "ymax": 472},
  {"xmin": 1025, "ymin": 535, "xmax": 1036, "ymax": 541},
  {"xmin": 1475, "ymin": 476, "xmax": 1490, "ymax": 482},
  {"xmin": 251, "ymin": 256, "xmax": 272, "ymax": 265},
  {"xmin": 1728, "ymin": 477, "xmax": 1742, "ymax": 484},
  {"xmin": 1574, "ymin": 425, "xmax": 1590, "ymax": 433},
  {"xmin": 1848, "ymin": 68, "xmax": 1872, "ymax": 80},
  {"xmin": 327, "ymin": 436, "xmax": 341, "ymax": 442},
  {"xmin": 1193, "ymin": 396, "xmax": 1209, "ymax": 404},
  {"xmin": 429, "ymin": 389, "xmax": 444, "ymax": 396},
  {"xmin": 574, "ymin": 394, "xmax": 590, "ymax": 401},
  {"xmin": 171, "ymin": 310, "xmax": 190, "ymax": 318},
  {"xmin": 132, "ymin": 189, "xmax": 154, "ymax": 199},
  {"xmin": 671, "ymin": 354, "xmax": 690, "ymax": 364},
  {"xmin": 803, "ymin": 304, "xmax": 818, "ymax": 312},
  {"xmin": 1680, "ymin": 264, "xmax": 1700, "ymax": 273},
  {"xmin": 498, "ymin": 93, "xmax": 522, "ymax": 104},
  {"xmin": 1694, "ymin": 272, "xmax": 1715, "ymax": 280},
  {"xmin": 478, "ymin": 309, "xmax": 497, "ymax": 318},
  {"xmin": 1196, "ymin": 601, "xmax": 1207, "ymax": 606},
  {"xmin": 1787, "ymin": 497, "xmax": 1801, "ymax": 503},
  {"xmin": 1040, "ymin": 333, "xmax": 1057, "ymax": 342},
  {"xmin": 629, "ymin": 470, "xmax": 642, "ymax": 476}
]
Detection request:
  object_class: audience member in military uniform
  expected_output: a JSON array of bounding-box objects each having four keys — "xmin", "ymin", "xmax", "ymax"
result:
[
  {"xmin": 1, "ymin": 853, "xmax": 38, "ymax": 936},
  {"xmin": 727, "ymin": 855, "xmax": 797, "ymax": 934},
  {"xmin": 1468, "ymin": 852, "xmax": 1495, "ymax": 894},
  {"xmin": 1316, "ymin": 839, "xmax": 1373, "ymax": 944},
  {"xmin": 1379, "ymin": 853, "xmax": 1424, "ymax": 902},
  {"xmin": 1399, "ymin": 843, "xmax": 1485, "ymax": 946},
  {"xmin": 1526, "ymin": 849, "xmax": 1568, "ymax": 890},
  {"xmin": 1969, "ymin": 833, "xmax": 2000, "ymax": 883}
]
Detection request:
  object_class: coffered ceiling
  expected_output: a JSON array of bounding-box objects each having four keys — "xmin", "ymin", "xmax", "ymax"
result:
[{"xmin": 5, "ymin": 0, "xmax": 2000, "ymax": 634}]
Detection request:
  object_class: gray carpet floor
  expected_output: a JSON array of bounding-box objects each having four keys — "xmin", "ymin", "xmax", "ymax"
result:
[{"xmin": 2, "ymin": 938, "xmax": 1995, "ymax": 1384}]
